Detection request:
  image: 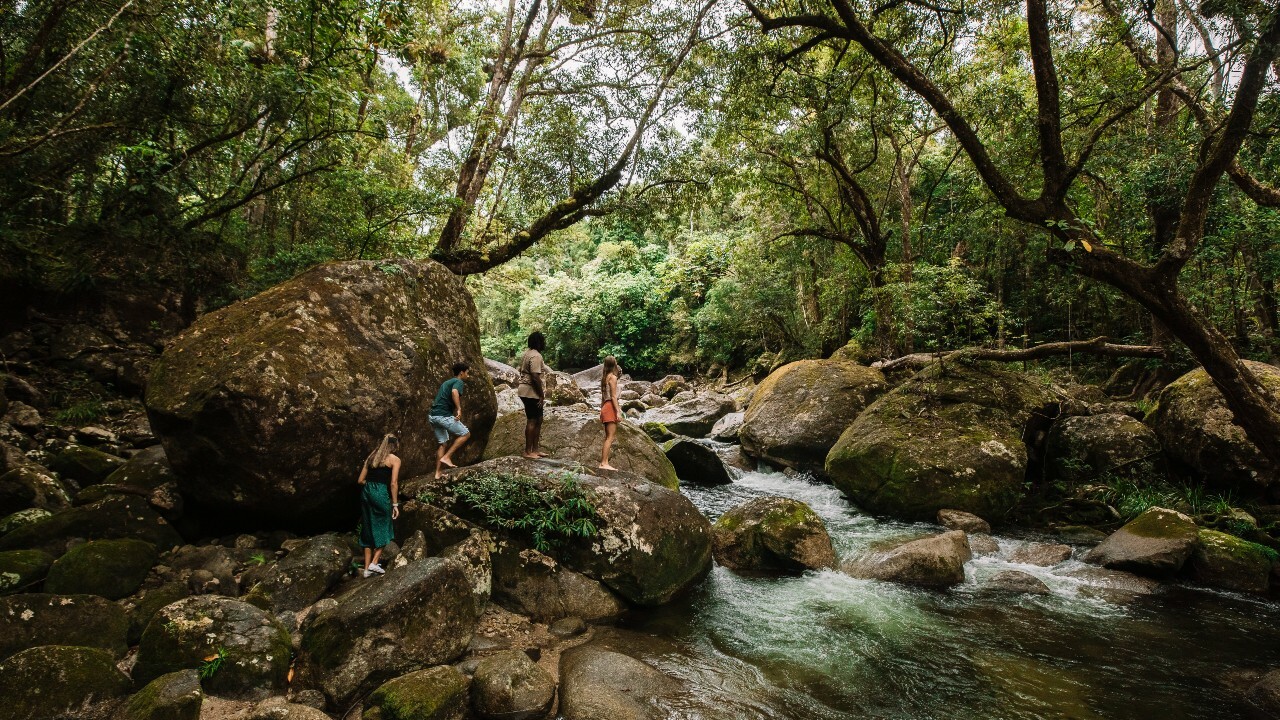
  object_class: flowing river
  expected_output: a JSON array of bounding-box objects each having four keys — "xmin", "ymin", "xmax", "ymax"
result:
[{"xmin": 610, "ymin": 464, "xmax": 1280, "ymax": 719}]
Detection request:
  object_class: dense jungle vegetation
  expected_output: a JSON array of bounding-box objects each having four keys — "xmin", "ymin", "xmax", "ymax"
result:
[{"xmin": 3, "ymin": 0, "xmax": 1280, "ymax": 386}]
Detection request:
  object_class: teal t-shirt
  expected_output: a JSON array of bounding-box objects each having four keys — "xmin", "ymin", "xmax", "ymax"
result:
[{"xmin": 431, "ymin": 377, "xmax": 463, "ymax": 417}]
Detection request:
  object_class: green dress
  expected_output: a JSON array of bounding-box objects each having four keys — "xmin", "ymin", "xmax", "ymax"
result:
[{"xmin": 360, "ymin": 465, "xmax": 394, "ymax": 549}]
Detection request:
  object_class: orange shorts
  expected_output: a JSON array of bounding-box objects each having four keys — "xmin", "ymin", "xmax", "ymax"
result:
[{"xmin": 600, "ymin": 402, "xmax": 619, "ymax": 424}]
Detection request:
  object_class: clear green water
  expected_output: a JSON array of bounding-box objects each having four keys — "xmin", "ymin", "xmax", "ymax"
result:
[{"xmin": 617, "ymin": 468, "xmax": 1280, "ymax": 719}]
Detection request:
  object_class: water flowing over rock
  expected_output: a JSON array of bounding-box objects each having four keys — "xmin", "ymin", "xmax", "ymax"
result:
[
  {"xmin": 843, "ymin": 530, "xmax": 973, "ymax": 588},
  {"xmin": 826, "ymin": 362, "xmax": 1058, "ymax": 522},
  {"xmin": 482, "ymin": 408, "xmax": 678, "ymax": 490},
  {"xmin": 1248, "ymin": 669, "xmax": 1280, "ymax": 719},
  {"xmin": 1083, "ymin": 507, "xmax": 1199, "ymax": 577},
  {"xmin": 145, "ymin": 259, "xmax": 496, "ymax": 528},
  {"xmin": 741, "ymin": 360, "xmax": 886, "ymax": 474},
  {"xmin": 662, "ymin": 438, "xmax": 732, "ymax": 485},
  {"xmin": 1008, "ymin": 543, "xmax": 1073, "ymax": 567},
  {"xmin": 1147, "ymin": 362, "xmax": 1280, "ymax": 499},
  {"xmin": 983, "ymin": 570, "xmax": 1051, "ymax": 594},
  {"xmin": 712, "ymin": 496, "xmax": 837, "ymax": 572}
]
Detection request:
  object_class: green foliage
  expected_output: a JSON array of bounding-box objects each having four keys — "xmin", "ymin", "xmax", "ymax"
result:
[
  {"xmin": 198, "ymin": 647, "xmax": 227, "ymax": 680},
  {"xmin": 54, "ymin": 399, "xmax": 106, "ymax": 425},
  {"xmin": 248, "ymin": 552, "xmax": 267, "ymax": 566},
  {"xmin": 866, "ymin": 259, "xmax": 1008, "ymax": 353},
  {"xmin": 1099, "ymin": 476, "xmax": 1235, "ymax": 521},
  {"xmin": 453, "ymin": 471, "xmax": 598, "ymax": 553}
]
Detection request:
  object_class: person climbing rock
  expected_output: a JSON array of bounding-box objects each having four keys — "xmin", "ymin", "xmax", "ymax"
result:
[
  {"xmin": 431, "ymin": 362, "xmax": 471, "ymax": 479},
  {"xmin": 518, "ymin": 331, "xmax": 549, "ymax": 459},
  {"xmin": 357, "ymin": 433, "xmax": 400, "ymax": 578}
]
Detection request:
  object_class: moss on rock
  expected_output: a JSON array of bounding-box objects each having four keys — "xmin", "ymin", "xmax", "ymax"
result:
[
  {"xmin": 712, "ymin": 496, "xmax": 837, "ymax": 572},
  {"xmin": 121, "ymin": 581, "xmax": 192, "ymax": 645},
  {"xmin": 48, "ymin": 443, "xmax": 125, "ymax": 485},
  {"xmin": 0, "ymin": 494, "xmax": 182, "ymax": 555},
  {"xmin": 0, "ymin": 645, "xmax": 131, "ymax": 720},
  {"xmin": 0, "ymin": 466, "xmax": 71, "ymax": 516},
  {"xmin": 1187, "ymin": 528, "xmax": 1273, "ymax": 593},
  {"xmin": 363, "ymin": 665, "xmax": 470, "ymax": 720},
  {"xmin": 0, "ymin": 593, "xmax": 128, "ymax": 660},
  {"xmin": 1083, "ymin": 506, "xmax": 1199, "ymax": 577},
  {"xmin": 0, "ymin": 548, "xmax": 52, "ymax": 595},
  {"xmin": 120, "ymin": 669, "xmax": 203, "ymax": 720},
  {"xmin": 44, "ymin": 537, "xmax": 157, "ymax": 599},
  {"xmin": 0, "ymin": 508, "xmax": 51, "ymax": 537}
]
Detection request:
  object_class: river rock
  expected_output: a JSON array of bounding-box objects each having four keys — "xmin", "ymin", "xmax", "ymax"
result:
[
  {"xmin": 546, "ymin": 370, "xmax": 586, "ymax": 406},
  {"xmin": 486, "ymin": 358, "xmax": 520, "ymax": 386},
  {"xmin": 655, "ymin": 375, "xmax": 690, "ymax": 398},
  {"xmin": 643, "ymin": 394, "xmax": 736, "ymax": 438},
  {"xmin": 1063, "ymin": 566, "xmax": 1162, "ymax": 603},
  {"xmin": 1248, "ymin": 669, "xmax": 1280, "ymax": 719},
  {"xmin": 0, "ymin": 645, "xmax": 131, "ymax": 720},
  {"xmin": 122, "ymin": 581, "xmax": 192, "ymax": 644},
  {"xmin": 2, "ymin": 401, "xmax": 41, "ymax": 432},
  {"xmin": 0, "ymin": 465, "xmax": 71, "ymax": 516},
  {"xmin": 573, "ymin": 363, "xmax": 606, "ymax": 390},
  {"xmin": 482, "ymin": 407, "xmax": 678, "ymax": 489},
  {"xmin": 0, "ymin": 508, "xmax": 50, "ymax": 537},
  {"xmin": 1046, "ymin": 413, "xmax": 1162, "ymax": 482},
  {"xmin": 44, "ymin": 537, "xmax": 156, "ymax": 599},
  {"xmin": 1147, "ymin": 361, "xmax": 1280, "ymax": 497},
  {"xmin": 248, "ymin": 698, "xmax": 333, "ymax": 720},
  {"xmin": 1009, "ymin": 543, "xmax": 1073, "ymax": 567},
  {"xmin": 0, "ymin": 493, "xmax": 182, "ymax": 555},
  {"xmin": 559, "ymin": 645, "xmax": 679, "ymax": 720},
  {"xmin": 244, "ymin": 533, "xmax": 348, "ymax": 612},
  {"xmin": 712, "ymin": 496, "xmax": 836, "ymax": 572},
  {"xmin": 984, "ymin": 570, "xmax": 1051, "ymax": 595},
  {"xmin": 48, "ymin": 443, "xmax": 125, "ymax": 485},
  {"xmin": 0, "ymin": 548, "xmax": 51, "ymax": 595},
  {"xmin": 364, "ymin": 665, "xmax": 470, "ymax": 720},
  {"xmin": 1187, "ymin": 529, "xmax": 1273, "ymax": 593},
  {"xmin": 843, "ymin": 530, "xmax": 972, "ymax": 588},
  {"xmin": 0, "ymin": 593, "xmax": 128, "ymax": 660},
  {"xmin": 120, "ymin": 669, "xmax": 203, "ymax": 720},
  {"xmin": 709, "ymin": 412, "xmax": 743, "ymax": 442},
  {"xmin": 420, "ymin": 457, "xmax": 712, "ymax": 606},
  {"xmin": 300, "ymin": 556, "xmax": 480, "ymax": 706},
  {"xmin": 471, "ymin": 649, "xmax": 556, "ymax": 720},
  {"xmin": 661, "ymin": 438, "xmax": 731, "ymax": 485},
  {"xmin": 937, "ymin": 509, "xmax": 991, "ymax": 534},
  {"xmin": 135, "ymin": 595, "xmax": 292, "ymax": 699},
  {"xmin": 491, "ymin": 542, "xmax": 626, "ymax": 623},
  {"xmin": 103, "ymin": 444, "xmax": 177, "ymax": 490},
  {"xmin": 144, "ymin": 259, "xmax": 497, "ymax": 527},
  {"xmin": 497, "ymin": 386, "xmax": 524, "ymax": 416},
  {"xmin": 1083, "ymin": 506, "xmax": 1199, "ymax": 577},
  {"xmin": 826, "ymin": 361, "xmax": 1058, "ymax": 522},
  {"xmin": 969, "ymin": 534, "xmax": 1000, "ymax": 555},
  {"xmin": 158, "ymin": 544, "xmax": 238, "ymax": 596},
  {"xmin": 740, "ymin": 360, "xmax": 886, "ymax": 474}
]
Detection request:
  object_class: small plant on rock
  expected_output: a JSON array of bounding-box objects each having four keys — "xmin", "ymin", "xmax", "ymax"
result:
[
  {"xmin": 453, "ymin": 470, "xmax": 599, "ymax": 552},
  {"xmin": 199, "ymin": 646, "xmax": 228, "ymax": 680}
]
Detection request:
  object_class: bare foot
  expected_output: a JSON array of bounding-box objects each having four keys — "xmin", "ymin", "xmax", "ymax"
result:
[
  {"xmin": 434, "ymin": 472, "xmax": 442, "ymax": 480},
  {"xmin": 439, "ymin": 457, "xmax": 457, "ymax": 469},
  {"xmin": 598, "ymin": 463, "xmax": 617, "ymax": 471},
  {"xmin": 535, "ymin": 452, "xmax": 549, "ymax": 458},
  {"xmin": 522, "ymin": 453, "xmax": 540, "ymax": 459}
]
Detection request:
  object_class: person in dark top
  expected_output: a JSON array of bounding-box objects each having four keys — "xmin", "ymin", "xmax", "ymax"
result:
[
  {"xmin": 357, "ymin": 434, "xmax": 400, "ymax": 578},
  {"xmin": 430, "ymin": 362, "xmax": 471, "ymax": 479},
  {"xmin": 517, "ymin": 331, "xmax": 548, "ymax": 458}
]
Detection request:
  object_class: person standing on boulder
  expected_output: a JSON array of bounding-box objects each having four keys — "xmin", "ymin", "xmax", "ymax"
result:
[
  {"xmin": 599, "ymin": 355, "xmax": 622, "ymax": 470},
  {"xmin": 431, "ymin": 363, "xmax": 471, "ymax": 479},
  {"xmin": 357, "ymin": 434, "xmax": 400, "ymax": 578},
  {"xmin": 517, "ymin": 332, "xmax": 548, "ymax": 459}
]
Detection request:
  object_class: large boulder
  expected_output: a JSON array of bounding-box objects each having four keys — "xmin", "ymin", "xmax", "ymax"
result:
[
  {"xmin": 826, "ymin": 361, "xmax": 1058, "ymax": 522},
  {"xmin": 145, "ymin": 259, "xmax": 497, "ymax": 527},
  {"xmin": 661, "ymin": 438, "xmax": 731, "ymax": 485},
  {"xmin": 546, "ymin": 370, "xmax": 587, "ymax": 406},
  {"xmin": 1186, "ymin": 529, "xmax": 1274, "ymax": 593},
  {"xmin": 982, "ymin": 570, "xmax": 1051, "ymax": 595},
  {"xmin": 471, "ymin": 650, "xmax": 556, "ymax": 720},
  {"xmin": 572, "ymin": 364, "xmax": 606, "ymax": 391},
  {"xmin": 0, "ymin": 494, "xmax": 182, "ymax": 555},
  {"xmin": 709, "ymin": 412, "xmax": 743, "ymax": 442},
  {"xmin": 300, "ymin": 557, "xmax": 480, "ymax": 707},
  {"xmin": 0, "ymin": 465, "xmax": 71, "ymax": 516},
  {"xmin": 642, "ymin": 394, "xmax": 736, "ymax": 438},
  {"xmin": 558, "ymin": 645, "xmax": 679, "ymax": 720},
  {"xmin": 44, "ymin": 537, "xmax": 156, "ymax": 599},
  {"xmin": 119, "ymin": 670, "xmax": 203, "ymax": 720},
  {"xmin": 0, "ymin": 549, "xmax": 51, "ymax": 595},
  {"xmin": 1147, "ymin": 361, "xmax": 1280, "ymax": 496},
  {"xmin": 135, "ymin": 595, "xmax": 293, "ymax": 699},
  {"xmin": 1045, "ymin": 413, "xmax": 1162, "ymax": 482},
  {"xmin": 843, "ymin": 530, "xmax": 972, "ymax": 588},
  {"xmin": 0, "ymin": 593, "xmax": 128, "ymax": 660},
  {"xmin": 243, "ymin": 533, "xmax": 349, "ymax": 612},
  {"xmin": 740, "ymin": 360, "xmax": 886, "ymax": 473},
  {"xmin": 0, "ymin": 645, "xmax": 132, "ymax": 720},
  {"xmin": 48, "ymin": 443, "xmax": 125, "ymax": 486},
  {"xmin": 417, "ymin": 457, "xmax": 713, "ymax": 606},
  {"xmin": 122, "ymin": 582, "xmax": 192, "ymax": 644},
  {"xmin": 711, "ymin": 497, "xmax": 837, "ymax": 572},
  {"xmin": 0, "ymin": 508, "xmax": 51, "ymax": 537},
  {"xmin": 1083, "ymin": 506, "xmax": 1199, "ymax": 577},
  {"xmin": 481, "ymin": 407, "xmax": 678, "ymax": 490},
  {"xmin": 486, "ymin": 358, "xmax": 520, "ymax": 386},
  {"xmin": 491, "ymin": 542, "xmax": 626, "ymax": 623},
  {"xmin": 364, "ymin": 665, "xmax": 470, "ymax": 720}
]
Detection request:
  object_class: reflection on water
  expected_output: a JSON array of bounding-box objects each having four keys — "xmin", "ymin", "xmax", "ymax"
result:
[{"xmin": 616, "ymin": 466, "xmax": 1280, "ymax": 719}]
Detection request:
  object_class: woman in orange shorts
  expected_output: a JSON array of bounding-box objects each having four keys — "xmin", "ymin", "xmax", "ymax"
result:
[{"xmin": 599, "ymin": 355, "xmax": 622, "ymax": 470}]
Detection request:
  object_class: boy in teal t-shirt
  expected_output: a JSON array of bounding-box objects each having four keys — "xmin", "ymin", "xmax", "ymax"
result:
[{"xmin": 429, "ymin": 363, "xmax": 471, "ymax": 478}]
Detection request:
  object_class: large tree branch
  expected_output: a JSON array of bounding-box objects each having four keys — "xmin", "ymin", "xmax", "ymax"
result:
[
  {"xmin": 873, "ymin": 337, "xmax": 1167, "ymax": 371},
  {"xmin": 1026, "ymin": 0, "xmax": 1068, "ymax": 199}
]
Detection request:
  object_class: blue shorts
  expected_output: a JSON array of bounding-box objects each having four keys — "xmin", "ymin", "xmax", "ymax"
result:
[{"xmin": 429, "ymin": 415, "xmax": 469, "ymax": 444}]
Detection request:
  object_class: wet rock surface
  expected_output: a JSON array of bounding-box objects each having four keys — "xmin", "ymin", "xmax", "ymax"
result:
[
  {"xmin": 712, "ymin": 496, "xmax": 837, "ymax": 572},
  {"xmin": 1083, "ymin": 507, "xmax": 1199, "ymax": 578},
  {"xmin": 843, "ymin": 530, "xmax": 973, "ymax": 588}
]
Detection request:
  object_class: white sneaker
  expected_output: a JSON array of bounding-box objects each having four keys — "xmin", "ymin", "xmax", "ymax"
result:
[
  {"xmin": 367, "ymin": 563, "xmax": 385, "ymax": 575},
  {"xmin": 362, "ymin": 569, "xmax": 372, "ymax": 578}
]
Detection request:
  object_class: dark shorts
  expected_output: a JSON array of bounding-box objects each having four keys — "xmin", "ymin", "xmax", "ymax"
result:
[{"xmin": 521, "ymin": 396, "xmax": 544, "ymax": 420}]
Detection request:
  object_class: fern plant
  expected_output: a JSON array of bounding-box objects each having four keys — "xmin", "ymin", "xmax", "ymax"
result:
[{"xmin": 453, "ymin": 471, "xmax": 599, "ymax": 552}]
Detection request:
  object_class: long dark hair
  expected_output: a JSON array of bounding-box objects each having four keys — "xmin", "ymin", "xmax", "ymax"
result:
[
  {"xmin": 601, "ymin": 356, "xmax": 619, "ymax": 396},
  {"xmin": 365, "ymin": 434, "xmax": 399, "ymax": 469}
]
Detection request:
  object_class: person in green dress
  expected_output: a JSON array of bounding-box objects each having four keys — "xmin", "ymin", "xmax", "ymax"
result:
[{"xmin": 357, "ymin": 434, "xmax": 400, "ymax": 578}]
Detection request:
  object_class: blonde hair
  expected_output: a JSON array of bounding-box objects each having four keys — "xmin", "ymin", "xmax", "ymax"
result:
[
  {"xmin": 600, "ymin": 356, "xmax": 619, "ymax": 396},
  {"xmin": 365, "ymin": 434, "xmax": 399, "ymax": 469}
]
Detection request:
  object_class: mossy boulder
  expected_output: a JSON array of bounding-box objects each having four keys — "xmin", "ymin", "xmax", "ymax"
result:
[
  {"xmin": 144, "ymin": 259, "xmax": 497, "ymax": 528},
  {"xmin": 482, "ymin": 408, "xmax": 678, "ymax": 490},
  {"xmin": 135, "ymin": 595, "xmax": 292, "ymax": 699},
  {"xmin": 0, "ymin": 508, "xmax": 51, "ymax": 537},
  {"xmin": 0, "ymin": 494, "xmax": 182, "ymax": 556},
  {"xmin": 83, "ymin": 445, "xmax": 180, "ymax": 511},
  {"xmin": 1187, "ymin": 528, "xmax": 1274, "ymax": 593},
  {"xmin": 243, "ymin": 533, "xmax": 348, "ymax": 613},
  {"xmin": 642, "ymin": 393, "xmax": 736, "ymax": 437},
  {"xmin": 301, "ymin": 557, "xmax": 480, "ymax": 707},
  {"xmin": 0, "ymin": 548, "xmax": 52, "ymax": 595},
  {"xmin": 122, "ymin": 581, "xmax": 192, "ymax": 644},
  {"xmin": 491, "ymin": 541, "xmax": 626, "ymax": 623},
  {"xmin": 415, "ymin": 456, "xmax": 712, "ymax": 606},
  {"xmin": 0, "ymin": 593, "xmax": 128, "ymax": 660},
  {"xmin": 740, "ymin": 360, "xmax": 886, "ymax": 474},
  {"xmin": 1083, "ymin": 506, "xmax": 1199, "ymax": 577},
  {"xmin": 661, "ymin": 438, "xmax": 731, "ymax": 485},
  {"xmin": 471, "ymin": 649, "xmax": 556, "ymax": 720},
  {"xmin": 1045, "ymin": 413, "xmax": 1162, "ymax": 483},
  {"xmin": 120, "ymin": 669, "xmax": 203, "ymax": 720},
  {"xmin": 48, "ymin": 443, "xmax": 125, "ymax": 486},
  {"xmin": 44, "ymin": 538, "xmax": 157, "ymax": 599},
  {"xmin": 0, "ymin": 465, "xmax": 71, "ymax": 516},
  {"xmin": 0, "ymin": 645, "xmax": 131, "ymax": 720},
  {"xmin": 843, "ymin": 530, "xmax": 973, "ymax": 588},
  {"xmin": 712, "ymin": 496, "xmax": 837, "ymax": 573},
  {"xmin": 826, "ymin": 361, "xmax": 1058, "ymax": 522},
  {"xmin": 363, "ymin": 665, "xmax": 470, "ymax": 720},
  {"xmin": 1147, "ymin": 361, "xmax": 1280, "ymax": 497}
]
